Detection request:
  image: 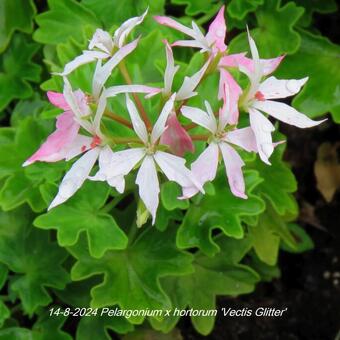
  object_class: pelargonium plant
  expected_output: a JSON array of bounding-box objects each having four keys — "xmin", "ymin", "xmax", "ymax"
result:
[
  {"xmin": 24, "ymin": 7, "xmax": 323, "ymax": 223},
  {"xmin": 0, "ymin": 1, "xmax": 332, "ymax": 338}
]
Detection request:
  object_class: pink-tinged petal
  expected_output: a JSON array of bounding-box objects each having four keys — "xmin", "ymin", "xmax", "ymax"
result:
[
  {"xmin": 63, "ymin": 78, "xmax": 91, "ymax": 119},
  {"xmin": 183, "ymin": 142, "xmax": 219, "ymax": 198},
  {"xmin": 176, "ymin": 58, "xmax": 211, "ymax": 100},
  {"xmin": 48, "ymin": 147, "xmax": 100, "ymax": 210},
  {"xmin": 172, "ymin": 39, "xmax": 208, "ymax": 50},
  {"xmin": 47, "ymin": 91, "xmax": 69, "ymax": 110},
  {"xmin": 160, "ymin": 113, "xmax": 194, "ymax": 156},
  {"xmin": 154, "ymin": 150, "xmax": 204, "ymax": 195},
  {"xmin": 219, "ymin": 142, "xmax": 247, "ymax": 199},
  {"xmin": 105, "ymin": 85, "xmax": 161, "ymax": 99},
  {"xmin": 154, "ymin": 16, "xmax": 195, "ymax": 37},
  {"xmin": 258, "ymin": 76, "xmax": 308, "ymax": 99},
  {"xmin": 125, "ymin": 94, "xmax": 148, "ymax": 143},
  {"xmin": 23, "ymin": 111, "xmax": 80, "ymax": 166},
  {"xmin": 92, "ymin": 37, "xmax": 140, "ymax": 98},
  {"xmin": 181, "ymin": 105, "xmax": 217, "ymax": 133},
  {"xmin": 136, "ymin": 155, "xmax": 159, "ymax": 224},
  {"xmin": 249, "ymin": 108, "xmax": 275, "ymax": 165},
  {"xmin": 63, "ymin": 135, "xmax": 93, "ymax": 161},
  {"xmin": 58, "ymin": 50, "xmax": 109, "ymax": 76},
  {"xmin": 224, "ymin": 127, "xmax": 258, "ymax": 153},
  {"xmin": 89, "ymin": 28, "xmax": 113, "ymax": 54},
  {"xmin": 261, "ymin": 55, "xmax": 285, "ymax": 75},
  {"xmin": 151, "ymin": 93, "xmax": 176, "ymax": 143},
  {"xmin": 220, "ymin": 54, "xmax": 284, "ymax": 77},
  {"xmin": 163, "ymin": 40, "xmax": 180, "ymax": 94},
  {"xmin": 254, "ymin": 100, "xmax": 326, "ymax": 128},
  {"xmin": 206, "ymin": 5, "xmax": 227, "ymax": 53},
  {"xmin": 113, "ymin": 8, "xmax": 148, "ymax": 48},
  {"xmin": 218, "ymin": 69, "xmax": 242, "ymax": 126}
]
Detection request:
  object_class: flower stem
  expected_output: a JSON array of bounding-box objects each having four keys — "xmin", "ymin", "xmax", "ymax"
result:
[
  {"xmin": 184, "ymin": 122, "xmax": 197, "ymax": 131},
  {"xmin": 118, "ymin": 61, "xmax": 152, "ymax": 131},
  {"xmin": 104, "ymin": 110, "xmax": 133, "ymax": 129},
  {"xmin": 110, "ymin": 137, "xmax": 143, "ymax": 144},
  {"xmin": 191, "ymin": 134, "xmax": 210, "ymax": 141}
]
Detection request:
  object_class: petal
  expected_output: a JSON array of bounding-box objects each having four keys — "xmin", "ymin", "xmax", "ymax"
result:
[
  {"xmin": 261, "ymin": 55, "xmax": 285, "ymax": 75},
  {"xmin": 181, "ymin": 105, "xmax": 217, "ymax": 133},
  {"xmin": 92, "ymin": 37, "xmax": 139, "ymax": 98},
  {"xmin": 47, "ymin": 91, "xmax": 69, "ymax": 110},
  {"xmin": 249, "ymin": 108, "xmax": 275, "ymax": 164},
  {"xmin": 154, "ymin": 16, "xmax": 195, "ymax": 37},
  {"xmin": 88, "ymin": 28, "xmax": 113, "ymax": 54},
  {"xmin": 58, "ymin": 50, "xmax": 109, "ymax": 76},
  {"xmin": 104, "ymin": 85, "xmax": 161, "ymax": 99},
  {"xmin": 136, "ymin": 156, "xmax": 159, "ymax": 224},
  {"xmin": 154, "ymin": 151, "xmax": 204, "ymax": 194},
  {"xmin": 63, "ymin": 135, "xmax": 93, "ymax": 161},
  {"xmin": 93, "ymin": 91, "xmax": 107, "ymax": 135},
  {"xmin": 163, "ymin": 40, "xmax": 180, "ymax": 94},
  {"xmin": 125, "ymin": 94, "xmax": 148, "ymax": 143},
  {"xmin": 258, "ymin": 76, "xmax": 308, "ymax": 99},
  {"xmin": 151, "ymin": 93, "xmax": 176, "ymax": 143},
  {"xmin": 183, "ymin": 142, "xmax": 219, "ymax": 198},
  {"xmin": 254, "ymin": 100, "xmax": 326, "ymax": 128},
  {"xmin": 224, "ymin": 127, "xmax": 258, "ymax": 153},
  {"xmin": 63, "ymin": 78, "xmax": 90, "ymax": 119},
  {"xmin": 113, "ymin": 8, "xmax": 148, "ymax": 48},
  {"xmin": 48, "ymin": 147, "xmax": 100, "ymax": 210},
  {"xmin": 218, "ymin": 69, "xmax": 242, "ymax": 127},
  {"xmin": 206, "ymin": 5, "xmax": 227, "ymax": 53},
  {"xmin": 219, "ymin": 142, "xmax": 247, "ymax": 199},
  {"xmin": 176, "ymin": 58, "xmax": 211, "ymax": 100},
  {"xmin": 23, "ymin": 111, "xmax": 80, "ymax": 166},
  {"xmin": 172, "ymin": 39, "xmax": 208, "ymax": 50},
  {"xmin": 159, "ymin": 113, "xmax": 194, "ymax": 156}
]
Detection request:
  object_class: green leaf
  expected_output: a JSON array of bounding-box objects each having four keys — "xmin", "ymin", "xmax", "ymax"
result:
[
  {"xmin": 293, "ymin": 0, "xmax": 337, "ymax": 27},
  {"xmin": 0, "ymin": 34, "xmax": 41, "ymax": 111},
  {"xmin": 177, "ymin": 170, "xmax": 265, "ymax": 256},
  {"xmin": 161, "ymin": 182, "xmax": 189, "ymax": 211},
  {"xmin": 0, "ymin": 264, "xmax": 10, "ymax": 327},
  {"xmin": 151, "ymin": 237, "xmax": 259, "ymax": 335},
  {"xmin": 76, "ymin": 314, "xmax": 133, "ymax": 340},
  {"xmin": 280, "ymin": 223, "xmax": 314, "ymax": 253},
  {"xmin": 249, "ymin": 142, "xmax": 298, "ymax": 217},
  {"xmin": 227, "ymin": 0, "xmax": 264, "ymax": 20},
  {"xmin": 34, "ymin": 181, "xmax": 128, "ymax": 258},
  {"xmin": 0, "ymin": 0, "xmax": 36, "ymax": 52},
  {"xmin": 229, "ymin": 0, "xmax": 304, "ymax": 57},
  {"xmin": 171, "ymin": 0, "xmax": 222, "ymax": 16},
  {"xmin": 248, "ymin": 252, "xmax": 281, "ymax": 282},
  {"xmin": 82, "ymin": 0, "xmax": 165, "ymax": 29},
  {"xmin": 0, "ymin": 207, "xmax": 69, "ymax": 315},
  {"xmin": 31, "ymin": 313, "xmax": 72, "ymax": 340},
  {"xmin": 276, "ymin": 30, "xmax": 340, "ymax": 122},
  {"xmin": 249, "ymin": 206, "xmax": 297, "ymax": 265},
  {"xmin": 0, "ymin": 313, "xmax": 71, "ymax": 340},
  {"xmin": 34, "ymin": 0, "xmax": 100, "ymax": 45},
  {"xmin": 69, "ymin": 227, "xmax": 194, "ymax": 323},
  {"xmin": 10, "ymin": 94, "xmax": 47, "ymax": 127},
  {"xmin": 0, "ymin": 118, "xmax": 65, "ymax": 212}
]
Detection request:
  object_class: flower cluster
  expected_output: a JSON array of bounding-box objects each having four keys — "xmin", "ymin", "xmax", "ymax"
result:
[{"xmin": 24, "ymin": 6, "xmax": 324, "ymax": 224}]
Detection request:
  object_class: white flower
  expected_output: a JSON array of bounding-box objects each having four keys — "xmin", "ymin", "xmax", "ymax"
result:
[
  {"xmin": 241, "ymin": 29, "xmax": 326, "ymax": 164},
  {"xmin": 91, "ymin": 94, "xmax": 203, "ymax": 224},
  {"xmin": 58, "ymin": 8, "xmax": 148, "ymax": 77}
]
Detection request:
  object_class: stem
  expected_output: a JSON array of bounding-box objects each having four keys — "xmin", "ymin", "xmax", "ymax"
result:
[
  {"xmin": 118, "ymin": 61, "xmax": 152, "ymax": 131},
  {"xmin": 101, "ymin": 193, "xmax": 128, "ymax": 213},
  {"xmin": 184, "ymin": 122, "xmax": 197, "ymax": 131},
  {"xmin": 110, "ymin": 136, "xmax": 143, "ymax": 144},
  {"xmin": 191, "ymin": 134, "xmax": 210, "ymax": 141},
  {"xmin": 104, "ymin": 110, "xmax": 133, "ymax": 129}
]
